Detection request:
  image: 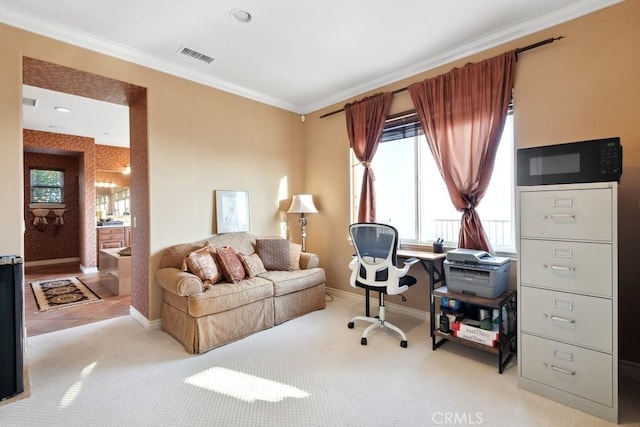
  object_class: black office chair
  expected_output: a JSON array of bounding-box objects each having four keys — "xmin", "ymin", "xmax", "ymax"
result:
[{"xmin": 347, "ymin": 223, "xmax": 419, "ymax": 348}]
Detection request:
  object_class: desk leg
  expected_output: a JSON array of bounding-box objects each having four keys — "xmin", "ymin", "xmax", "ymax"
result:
[{"xmin": 429, "ymin": 262, "xmax": 435, "ymax": 338}]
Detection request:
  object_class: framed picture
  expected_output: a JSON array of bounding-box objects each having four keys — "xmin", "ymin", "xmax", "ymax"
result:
[{"xmin": 215, "ymin": 190, "xmax": 250, "ymax": 233}]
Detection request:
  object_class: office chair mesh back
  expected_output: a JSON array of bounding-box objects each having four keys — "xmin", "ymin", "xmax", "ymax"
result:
[{"xmin": 349, "ymin": 223, "xmax": 414, "ymax": 294}]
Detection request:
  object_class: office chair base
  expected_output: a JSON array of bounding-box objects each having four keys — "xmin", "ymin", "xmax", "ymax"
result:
[{"xmin": 347, "ymin": 314, "xmax": 409, "ymax": 348}]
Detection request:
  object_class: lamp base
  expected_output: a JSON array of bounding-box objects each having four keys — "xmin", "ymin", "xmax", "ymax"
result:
[{"xmin": 299, "ymin": 214, "xmax": 308, "ymax": 252}]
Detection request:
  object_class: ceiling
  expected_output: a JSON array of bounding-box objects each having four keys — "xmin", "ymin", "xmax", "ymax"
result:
[{"xmin": 3, "ymin": 0, "xmax": 621, "ymax": 146}]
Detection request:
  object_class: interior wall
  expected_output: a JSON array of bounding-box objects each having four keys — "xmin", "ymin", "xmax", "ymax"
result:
[
  {"xmin": 23, "ymin": 129, "xmax": 96, "ymax": 268},
  {"xmin": 304, "ymin": 1, "xmax": 640, "ymax": 363},
  {"xmin": 96, "ymin": 145, "xmax": 130, "ymax": 174},
  {"xmin": 0, "ymin": 22, "xmax": 303, "ymax": 321},
  {"xmin": 23, "ymin": 151, "xmax": 80, "ymax": 262}
]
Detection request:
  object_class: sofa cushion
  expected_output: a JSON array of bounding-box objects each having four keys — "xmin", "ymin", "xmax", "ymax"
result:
[
  {"xmin": 239, "ymin": 253, "xmax": 267, "ymax": 278},
  {"xmin": 289, "ymin": 242, "xmax": 302, "ymax": 270},
  {"xmin": 183, "ymin": 244, "xmax": 222, "ymax": 284},
  {"xmin": 187, "ymin": 277, "xmax": 274, "ymax": 317},
  {"xmin": 207, "ymin": 232, "xmax": 256, "ymax": 255},
  {"xmin": 160, "ymin": 242, "xmax": 203, "ymax": 269},
  {"xmin": 256, "ymin": 238, "xmax": 291, "ymax": 271},
  {"xmin": 216, "ymin": 246, "xmax": 246, "ymax": 283},
  {"xmin": 258, "ymin": 267, "xmax": 326, "ymax": 297}
]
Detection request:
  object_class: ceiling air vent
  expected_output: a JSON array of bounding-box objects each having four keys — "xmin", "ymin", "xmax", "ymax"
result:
[
  {"xmin": 177, "ymin": 46, "xmax": 215, "ymax": 64},
  {"xmin": 23, "ymin": 97, "xmax": 38, "ymax": 107}
]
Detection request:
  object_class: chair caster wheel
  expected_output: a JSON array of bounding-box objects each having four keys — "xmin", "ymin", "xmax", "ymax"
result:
[
  {"xmin": 400, "ymin": 340, "xmax": 408, "ymax": 348},
  {"xmin": 361, "ymin": 337, "xmax": 367, "ymax": 345},
  {"xmin": 348, "ymin": 322, "xmax": 354, "ymax": 329}
]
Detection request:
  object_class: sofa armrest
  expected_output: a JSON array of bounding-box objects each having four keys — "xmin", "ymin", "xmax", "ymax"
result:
[
  {"xmin": 299, "ymin": 252, "xmax": 320, "ymax": 269},
  {"xmin": 156, "ymin": 267, "xmax": 204, "ymax": 297}
]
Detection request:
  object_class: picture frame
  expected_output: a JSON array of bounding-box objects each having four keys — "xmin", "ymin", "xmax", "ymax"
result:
[{"xmin": 215, "ymin": 190, "xmax": 250, "ymax": 233}]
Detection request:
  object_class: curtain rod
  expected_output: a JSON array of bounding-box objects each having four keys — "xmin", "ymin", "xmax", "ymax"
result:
[{"xmin": 319, "ymin": 36, "xmax": 564, "ymax": 119}]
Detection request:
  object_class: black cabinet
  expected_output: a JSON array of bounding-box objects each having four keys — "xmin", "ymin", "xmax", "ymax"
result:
[{"xmin": 0, "ymin": 255, "xmax": 24, "ymax": 401}]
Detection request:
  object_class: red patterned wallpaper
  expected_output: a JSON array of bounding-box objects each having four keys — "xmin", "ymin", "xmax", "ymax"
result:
[
  {"xmin": 23, "ymin": 57, "xmax": 150, "ymax": 319},
  {"xmin": 24, "ymin": 129, "xmax": 96, "ymax": 267},
  {"xmin": 24, "ymin": 151, "xmax": 80, "ymax": 261}
]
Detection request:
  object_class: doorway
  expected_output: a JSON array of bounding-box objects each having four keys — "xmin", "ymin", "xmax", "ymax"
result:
[{"xmin": 22, "ymin": 57, "xmax": 150, "ymax": 332}]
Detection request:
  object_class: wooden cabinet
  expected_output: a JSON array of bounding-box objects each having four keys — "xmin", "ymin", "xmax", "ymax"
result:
[
  {"xmin": 517, "ymin": 182, "xmax": 618, "ymax": 423},
  {"xmin": 97, "ymin": 226, "xmax": 130, "ymax": 266}
]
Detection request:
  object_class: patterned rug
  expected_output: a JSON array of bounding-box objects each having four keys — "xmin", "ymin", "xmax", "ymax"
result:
[{"xmin": 30, "ymin": 277, "xmax": 102, "ymax": 312}]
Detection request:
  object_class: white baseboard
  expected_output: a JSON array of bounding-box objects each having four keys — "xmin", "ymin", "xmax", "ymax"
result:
[
  {"xmin": 80, "ymin": 264, "xmax": 98, "ymax": 274},
  {"xmin": 24, "ymin": 257, "xmax": 80, "ymax": 267},
  {"xmin": 620, "ymin": 359, "xmax": 640, "ymax": 382},
  {"xmin": 129, "ymin": 305, "xmax": 161, "ymax": 330},
  {"xmin": 326, "ymin": 286, "xmax": 428, "ymax": 320}
]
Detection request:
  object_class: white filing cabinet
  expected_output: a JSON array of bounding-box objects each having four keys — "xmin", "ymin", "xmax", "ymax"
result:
[{"xmin": 517, "ymin": 182, "xmax": 618, "ymax": 423}]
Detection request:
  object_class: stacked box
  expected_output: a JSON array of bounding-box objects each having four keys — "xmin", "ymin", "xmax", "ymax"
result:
[{"xmin": 452, "ymin": 321, "xmax": 499, "ymax": 347}]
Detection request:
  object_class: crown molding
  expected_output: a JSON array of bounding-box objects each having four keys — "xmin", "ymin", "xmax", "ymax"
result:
[
  {"xmin": 0, "ymin": 0, "xmax": 622, "ymax": 115},
  {"xmin": 302, "ymin": 0, "xmax": 623, "ymax": 114}
]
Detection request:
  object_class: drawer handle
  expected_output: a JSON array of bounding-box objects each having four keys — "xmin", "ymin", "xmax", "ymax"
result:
[
  {"xmin": 551, "ymin": 365, "xmax": 576, "ymax": 376},
  {"xmin": 549, "ymin": 265, "xmax": 576, "ymax": 272},
  {"xmin": 543, "ymin": 214, "xmax": 576, "ymax": 220},
  {"xmin": 550, "ymin": 315, "xmax": 575, "ymax": 324}
]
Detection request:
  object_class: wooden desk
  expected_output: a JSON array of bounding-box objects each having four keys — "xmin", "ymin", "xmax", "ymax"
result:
[{"xmin": 397, "ymin": 249, "xmax": 447, "ymax": 337}]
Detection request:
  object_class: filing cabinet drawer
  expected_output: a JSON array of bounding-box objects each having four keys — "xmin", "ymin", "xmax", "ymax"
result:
[
  {"xmin": 520, "ymin": 239, "xmax": 612, "ymax": 297},
  {"xmin": 520, "ymin": 188, "xmax": 612, "ymax": 241},
  {"xmin": 521, "ymin": 333, "xmax": 613, "ymax": 406},
  {"xmin": 520, "ymin": 286, "xmax": 612, "ymax": 352}
]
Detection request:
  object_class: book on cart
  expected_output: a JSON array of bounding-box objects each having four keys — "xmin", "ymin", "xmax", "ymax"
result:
[{"xmin": 451, "ymin": 320, "xmax": 499, "ymax": 347}]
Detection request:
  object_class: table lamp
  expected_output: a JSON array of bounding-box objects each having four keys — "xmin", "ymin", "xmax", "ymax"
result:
[{"xmin": 287, "ymin": 194, "xmax": 318, "ymax": 252}]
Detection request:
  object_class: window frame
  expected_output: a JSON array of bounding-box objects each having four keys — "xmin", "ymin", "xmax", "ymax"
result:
[
  {"xmin": 29, "ymin": 168, "xmax": 65, "ymax": 205},
  {"xmin": 350, "ymin": 109, "xmax": 515, "ymax": 255}
]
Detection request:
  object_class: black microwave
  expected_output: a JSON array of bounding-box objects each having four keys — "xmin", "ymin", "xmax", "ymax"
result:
[{"xmin": 517, "ymin": 137, "xmax": 622, "ymax": 186}]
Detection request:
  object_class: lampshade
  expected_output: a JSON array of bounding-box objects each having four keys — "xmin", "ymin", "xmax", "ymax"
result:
[{"xmin": 287, "ymin": 194, "xmax": 318, "ymax": 214}]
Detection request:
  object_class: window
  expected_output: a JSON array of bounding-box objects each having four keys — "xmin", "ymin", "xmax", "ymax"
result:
[
  {"xmin": 351, "ymin": 112, "xmax": 514, "ymax": 253},
  {"xmin": 30, "ymin": 169, "xmax": 64, "ymax": 204}
]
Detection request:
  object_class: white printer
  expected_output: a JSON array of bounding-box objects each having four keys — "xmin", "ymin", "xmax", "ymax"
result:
[{"xmin": 443, "ymin": 248, "xmax": 510, "ymax": 298}]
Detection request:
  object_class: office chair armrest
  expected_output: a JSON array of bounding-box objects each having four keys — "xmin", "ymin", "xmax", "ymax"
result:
[
  {"xmin": 403, "ymin": 257, "xmax": 420, "ymax": 266},
  {"xmin": 395, "ymin": 256, "xmax": 420, "ymax": 277},
  {"xmin": 348, "ymin": 256, "xmax": 359, "ymax": 272}
]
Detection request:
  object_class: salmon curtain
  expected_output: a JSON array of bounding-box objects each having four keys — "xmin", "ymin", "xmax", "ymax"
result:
[
  {"xmin": 408, "ymin": 51, "xmax": 516, "ymax": 252},
  {"xmin": 345, "ymin": 92, "xmax": 392, "ymax": 223}
]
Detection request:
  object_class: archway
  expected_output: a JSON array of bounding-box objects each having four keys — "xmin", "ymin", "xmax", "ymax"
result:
[{"xmin": 23, "ymin": 57, "xmax": 150, "ymax": 319}]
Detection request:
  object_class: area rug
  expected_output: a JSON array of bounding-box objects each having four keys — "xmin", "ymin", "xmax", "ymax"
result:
[{"xmin": 30, "ymin": 277, "xmax": 102, "ymax": 312}]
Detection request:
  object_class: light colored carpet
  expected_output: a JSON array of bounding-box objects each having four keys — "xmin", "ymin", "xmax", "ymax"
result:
[{"xmin": 1, "ymin": 295, "xmax": 637, "ymax": 426}]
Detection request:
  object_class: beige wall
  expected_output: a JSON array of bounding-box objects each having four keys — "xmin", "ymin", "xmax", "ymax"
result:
[
  {"xmin": 304, "ymin": 1, "xmax": 640, "ymax": 363},
  {"xmin": 0, "ymin": 23, "xmax": 304, "ymax": 321},
  {"xmin": 1, "ymin": 2, "xmax": 638, "ymax": 363}
]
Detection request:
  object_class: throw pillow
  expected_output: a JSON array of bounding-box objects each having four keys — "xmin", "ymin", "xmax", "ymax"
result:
[
  {"xmin": 289, "ymin": 242, "xmax": 302, "ymax": 270},
  {"xmin": 239, "ymin": 253, "xmax": 267, "ymax": 278},
  {"xmin": 183, "ymin": 244, "xmax": 222, "ymax": 285},
  {"xmin": 256, "ymin": 238, "xmax": 291, "ymax": 271},
  {"xmin": 216, "ymin": 246, "xmax": 246, "ymax": 283}
]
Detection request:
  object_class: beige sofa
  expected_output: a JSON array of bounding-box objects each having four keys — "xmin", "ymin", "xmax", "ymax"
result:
[{"xmin": 156, "ymin": 232, "xmax": 326, "ymax": 354}]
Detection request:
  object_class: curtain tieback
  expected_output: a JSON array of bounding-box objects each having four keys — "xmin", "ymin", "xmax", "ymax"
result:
[{"xmin": 359, "ymin": 161, "xmax": 376, "ymax": 181}]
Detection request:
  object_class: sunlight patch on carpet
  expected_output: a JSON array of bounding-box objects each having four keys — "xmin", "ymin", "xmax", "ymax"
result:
[
  {"xmin": 185, "ymin": 367, "xmax": 309, "ymax": 402},
  {"xmin": 60, "ymin": 361, "xmax": 97, "ymax": 409}
]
